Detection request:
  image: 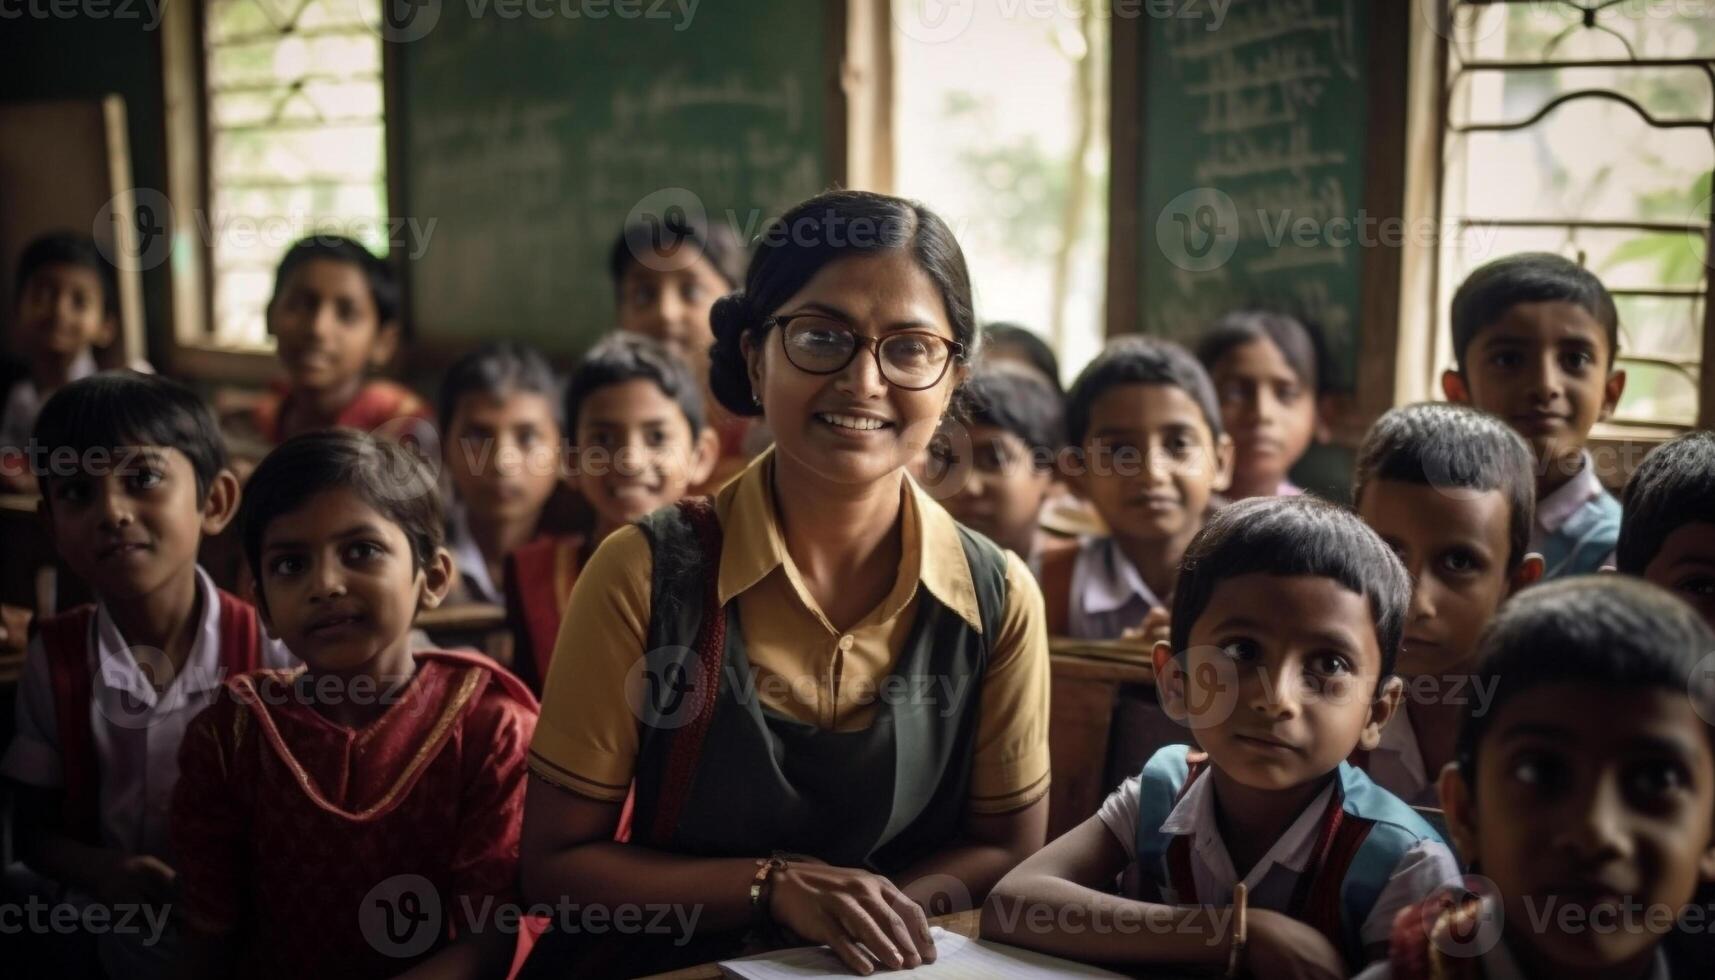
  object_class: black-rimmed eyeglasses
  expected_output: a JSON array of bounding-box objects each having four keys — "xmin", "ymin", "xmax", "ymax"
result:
[{"xmin": 769, "ymin": 313, "xmax": 964, "ymax": 391}]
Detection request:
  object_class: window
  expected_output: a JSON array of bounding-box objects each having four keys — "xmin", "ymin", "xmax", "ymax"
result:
[
  {"xmin": 1434, "ymin": 0, "xmax": 1714, "ymax": 429},
  {"xmin": 892, "ymin": 0, "xmax": 1111, "ymax": 384},
  {"xmin": 182, "ymin": 0, "xmax": 390, "ymax": 353}
]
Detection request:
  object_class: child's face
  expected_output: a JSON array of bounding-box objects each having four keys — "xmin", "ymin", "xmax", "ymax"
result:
[
  {"xmin": 934, "ymin": 423, "xmax": 1053, "ymax": 555},
  {"xmin": 16, "ymin": 263, "xmax": 113, "ymax": 361},
  {"xmin": 1642, "ymin": 522, "xmax": 1715, "ymax": 629},
  {"xmin": 1076, "ymin": 383, "xmax": 1232, "ymax": 546},
  {"xmin": 445, "ymin": 390, "xmax": 563, "ymax": 526},
  {"xmin": 1444, "ymin": 684, "xmax": 1715, "ymax": 975},
  {"xmin": 1160, "ymin": 573, "xmax": 1400, "ymax": 792},
  {"xmin": 573, "ymin": 378, "xmax": 712, "ymax": 529},
  {"xmin": 1210, "ymin": 339, "xmax": 1317, "ymax": 495},
  {"xmin": 257, "ymin": 486, "xmax": 450, "ymax": 674},
  {"xmin": 43, "ymin": 446, "xmax": 234, "ymax": 603},
  {"xmin": 1446, "ymin": 301, "xmax": 1625, "ymax": 482},
  {"xmin": 617, "ymin": 257, "xmax": 729, "ymax": 377},
  {"xmin": 1358, "ymin": 482, "xmax": 1533, "ymax": 676},
  {"xmin": 268, "ymin": 259, "xmax": 394, "ymax": 393}
]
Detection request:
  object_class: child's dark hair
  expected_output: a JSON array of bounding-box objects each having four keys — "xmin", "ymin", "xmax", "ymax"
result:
[
  {"xmin": 1353, "ymin": 402, "xmax": 1537, "ymax": 571},
  {"xmin": 15, "ymin": 232, "xmax": 118, "ymax": 318},
  {"xmin": 609, "ymin": 215, "xmax": 747, "ymax": 291},
  {"xmin": 1194, "ymin": 309, "xmax": 1322, "ymax": 394},
  {"xmin": 269, "ymin": 235, "xmax": 399, "ymax": 325},
  {"xmin": 565, "ymin": 333, "xmax": 705, "ymax": 438},
  {"xmin": 1449, "ymin": 252, "xmax": 1619, "ymax": 374},
  {"xmin": 239, "ymin": 430, "xmax": 443, "ymax": 602},
  {"xmin": 32, "ymin": 372, "xmax": 228, "ymax": 504},
  {"xmin": 1064, "ymin": 335, "xmax": 1222, "ymax": 447},
  {"xmin": 952, "ymin": 364, "xmax": 1063, "ymax": 467},
  {"xmin": 437, "ymin": 341, "xmax": 562, "ymax": 437},
  {"xmin": 1171, "ymin": 495, "xmax": 1411, "ymax": 681},
  {"xmin": 1617, "ymin": 430, "xmax": 1715, "ymax": 575},
  {"xmin": 707, "ymin": 190, "xmax": 978, "ymax": 417},
  {"xmin": 984, "ymin": 322, "xmax": 1062, "ymax": 395},
  {"xmin": 1455, "ymin": 576, "xmax": 1715, "ymax": 783}
]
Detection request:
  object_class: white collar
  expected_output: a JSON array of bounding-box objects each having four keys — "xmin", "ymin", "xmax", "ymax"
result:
[
  {"xmin": 92, "ymin": 565, "xmax": 228, "ymax": 713},
  {"xmin": 1158, "ymin": 769, "xmax": 1337, "ymax": 892},
  {"xmin": 1077, "ymin": 536, "xmax": 1164, "ymax": 614},
  {"xmin": 446, "ymin": 504, "xmax": 502, "ymax": 604},
  {"xmin": 1536, "ymin": 451, "xmax": 1604, "ymax": 534}
]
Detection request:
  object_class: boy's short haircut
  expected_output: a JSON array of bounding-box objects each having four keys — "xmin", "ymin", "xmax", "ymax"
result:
[
  {"xmin": 1353, "ymin": 402, "xmax": 1537, "ymax": 571},
  {"xmin": 1455, "ymin": 576, "xmax": 1715, "ymax": 781},
  {"xmin": 238, "ymin": 430, "xmax": 442, "ymax": 592},
  {"xmin": 608, "ymin": 216, "xmax": 747, "ymax": 291},
  {"xmin": 270, "ymin": 235, "xmax": 399, "ymax": 325},
  {"xmin": 436, "ymin": 340, "xmax": 562, "ymax": 437},
  {"xmin": 33, "ymin": 372, "xmax": 228, "ymax": 504},
  {"xmin": 1449, "ymin": 252, "xmax": 1619, "ymax": 374},
  {"xmin": 1064, "ymin": 335, "xmax": 1223, "ymax": 447},
  {"xmin": 984, "ymin": 322, "xmax": 1063, "ymax": 395},
  {"xmin": 1194, "ymin": 309, "xmax": 1323, "ymax": 394},
  {"xmin": 1171, "ymin": 495, "xmax": 1411, "ymax": 680},
  {"xmin": 564, "ymin": 333, "xmax": 705, "ymax": 438},
  {"xmin": 15, "ymin": 232, "xmax": 118, "ymax": 318},
  {"xmin": 1617, "ymin": 430, "xmax": 1715, "ymax": 575},
  {"xmin": 952, "ymin": 363, "xmax": 1064, "ymax": 467}
]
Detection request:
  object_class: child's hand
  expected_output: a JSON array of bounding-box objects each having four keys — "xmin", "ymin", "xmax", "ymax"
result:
[
  {"xmin": 0, "ymin": 603, "xmax": 31, "ymax": 655},
  {"xmin": 1121, "ymin": 607, "xmax": 1171, "ymax": 648},
  {"xmin": 94, "ymin": 854, "xmax": 177, "ymax": 907},
  {"xmin": 1243, "ymin": 909, "xmax": 1347, "ymax": 980},
  {"xmin": 767, "ymin": 862, "xmax": 935, "ymax": 975}
]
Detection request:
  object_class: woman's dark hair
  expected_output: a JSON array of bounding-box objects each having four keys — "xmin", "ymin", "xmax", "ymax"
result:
[
  {"xmin": 609, "ymin": 215, "xmax": 748, "ymax": 290},
  {"xmin": 1455, "ymin": 576, "xmax": 1715, "ymax": 784},
  {"xmin": 239, "ymin": 430, "xmax": 443, "ymax": 604},
  {"xmin": 1617, "ymin": 430, "xmax": 1715, "ymax": 575},
  {"xmin": 982, "ymin": 322, "xmax": 1062, "ymax": 395},
  {"xmin": 15, "ymin": 231, "xmax": 119, "ymax": 318},
  {"xmin": 565, "ymin": 332, "xmax": 705, "ymax": 438},
  {"xmin": 33, "ymin": 372, "xmax": 228, "ymax": 505},
  {"xmin": 269, "ymin": 234, "xmax": 399, "ymax": 325},
  {"xmin": 1195, "ymin": 309, "xmax": 1323, "ymax": 394},
  {"xmin": 1171, "ymin": 495, "xmax": 1412, "ymax": 681},
  {"xmin": 1064, "ymin": 335, "xmax": 1223, "ymax": 447},
  {"xmin": 1353, "ymin": 402, "xmax": 1537, "ymax": 572},
  {"xmin": 1450, "ymin": 252, "xmax": 1619, "ymax": 374},
  {"xmin": 706, "ymin": 190, "xmax": 978, "ymax": 417},
  {"xmin": 437, "ymin": 340, "xmax": 562, "ymax": 437}
]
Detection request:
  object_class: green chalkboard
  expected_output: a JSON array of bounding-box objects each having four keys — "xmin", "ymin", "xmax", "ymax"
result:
[
  {"xmin": 399, "ymin": 1, "xmax": 830, "ymax": 355},
  {"xmin": 1140, "ymin": 0, "xmax": 1369, "ymax": 390}
]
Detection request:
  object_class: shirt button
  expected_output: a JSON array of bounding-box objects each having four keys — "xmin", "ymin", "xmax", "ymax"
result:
[{"xmin": 837, "ymin": 634, "xmax": 854, "ymax": 651}]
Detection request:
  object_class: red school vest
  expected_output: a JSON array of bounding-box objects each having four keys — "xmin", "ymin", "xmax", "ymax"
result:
[{"xmin": 42, "ymin": 589, "xmax": 265, "ymax": 844}]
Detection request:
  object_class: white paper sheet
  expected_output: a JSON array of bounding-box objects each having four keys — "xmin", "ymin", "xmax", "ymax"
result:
[{"xmin": 719, "ymin": 926, "xmax": 1129, "ymax": 979}]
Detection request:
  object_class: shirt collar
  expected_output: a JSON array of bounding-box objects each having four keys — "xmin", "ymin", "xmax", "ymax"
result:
[
  {"xmin": 1077, "ymin": 536, "xmax": 1163, "ymax": 615},
  {"xmin": 1159, "ymin": 770, "xmax": 1337, "ymax": 888},
  {"xmin": 1537, "ymin": 451, "xmax": 1603, "ymax": 533},
  {"xmin": 446, "ymin": 504, "xmax": 502, "ymax": 604},
  {"xmin": 714, "ymin": 448, "xmax": 984, "ymax": 632},
  {"xmin": 93, "ymin": 565, "xmax": 227, "ymax": 710}
]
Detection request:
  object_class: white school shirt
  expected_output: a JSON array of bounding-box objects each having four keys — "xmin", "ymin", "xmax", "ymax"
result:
[
  {"xmin": 1096, "ymin": 770, "xmax": 1461, "ymax": 948},
  {"xmin": 1067, "ymin": 536, "xmax": 1163, "ymax": 640},
  {"xmin": 0, "ymin": 350, "xmax": 96, "ymax": 453},
  {"xmin": 1366, "ymin": 712, "xmax": 1439, "ymax": 808},
  {"xmin": 1, "ymin": 566, "xmax": 295, "ymax": 860},
  {"xmin": 1532, "ymin": 451, "xmax": 1616, "ymax": 575},
  {"xmin": 445, "ymin": 503, "xmax": 504, "ymax": 604}
]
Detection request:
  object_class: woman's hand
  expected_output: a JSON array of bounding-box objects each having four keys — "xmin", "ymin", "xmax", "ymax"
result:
[
  {"xmin": 1243, "ymin": 909, "xmax": 1347, "ymax": 980},
  {"xmin": 768, "ymin": 862, "xmax": 937, "ymax": 975}
]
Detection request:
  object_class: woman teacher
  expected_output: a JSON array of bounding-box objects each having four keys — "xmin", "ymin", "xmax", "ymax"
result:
[{"xmin": 519, "ymin": 189, "xmax": 1051, "ymax": 977}]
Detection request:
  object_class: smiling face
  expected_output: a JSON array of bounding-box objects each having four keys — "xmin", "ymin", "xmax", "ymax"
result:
[
  {"xmin": 743, "ymin": 250, "xmax": 964, "ymax": 491},
  {"xmin": 1075, "ymin": 383, "xmax": 1232, "ymax": 548},
  {"xmin": 1358, "ymin": 481, "xmax": 1526, "ymax": 677},
  {"xmin": 256, "ymin": 487, "xmax": 449, "ymax": 676},
  {"xmin": 1167, "ymin": 573, "xmax": 1398, "ymax": 792},
  {"xmin": 572, "ymin": 378, "xmax": 712, "ymax": 531},
  {"xmin": 617, "ymin": 256, "xmax": 730, "ymax": 381},
  {"xmin": 1210, "ymin": 338, "xmax": 1317, "ymax": 498},
  {"xmin": 44, "ymin": 446, "xmax": 233, "ymax": 602},
  {"xmin": 1642, "ymin": 522, "xmax": 1715, "ymax": 630},
  {"xmin": 1448, "ymin": 301, "xmax": 1624, "ymax": 489},
  {"xmin": 16, "ymin": 263, "xmax": 114, "ymax": 363},
  {"xmin": 268, "ymin": 258, "xmax": 396, "ymax": 394},
  {"xmin": 445, "ymin": 390, "xmax": 563, "ymax": 526},
  {"xmin": 933, "ymin": 423, "xmax": 1054, "ymax": 557},
  {"xmin": 1445, "ymin": 684, "xmax": 1715, "ymax": 976}
]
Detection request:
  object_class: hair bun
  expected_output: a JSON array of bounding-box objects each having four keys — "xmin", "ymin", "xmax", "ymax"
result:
[
  {"xmin": 707, "ymin": 291, "xmax": 763, "ymax": 418},
  {"xmin": 709, "ymin": 291, "xmax": 753, "ymax": 342}
]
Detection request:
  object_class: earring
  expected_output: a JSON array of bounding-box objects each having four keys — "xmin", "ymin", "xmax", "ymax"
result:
[{"xmin": 752, "ymin": 392, "xmax": 762, "ymax": 407}]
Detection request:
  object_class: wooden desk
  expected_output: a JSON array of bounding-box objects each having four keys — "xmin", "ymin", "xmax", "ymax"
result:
[
  {"xmin": 417, "ymin": 602, "xmax": 513, "ymax": 666},
  {"xmin": 1048, "ymin": 640, "xmax": 1155, "ymax": 841},
  {"xmin": 638, "ymin": 909, "xmax": 981, "ymax": 980}
]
